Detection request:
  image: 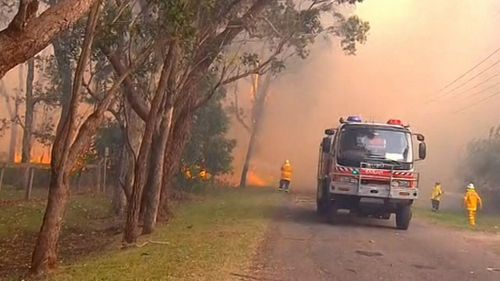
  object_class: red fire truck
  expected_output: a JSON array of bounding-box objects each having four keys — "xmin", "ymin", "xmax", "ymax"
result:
[{"xmin": 316, "ymin": 116, "xmax": 426, "ymax": 230}]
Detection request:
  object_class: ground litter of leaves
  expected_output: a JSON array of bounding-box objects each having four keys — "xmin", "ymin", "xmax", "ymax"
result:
[{"xmin": 0, "ymin": 189, "xmax": 117, "ymax": 280}]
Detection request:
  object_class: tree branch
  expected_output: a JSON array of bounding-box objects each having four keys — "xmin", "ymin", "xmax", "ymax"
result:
[
  {"xmin": 102, "ymin": 46, "xmax": 150, "ymax": 121},
  {"xmin": 192, "ymin": 68, "xmax": 226, "ymax": 110},
  {"xmin": 0, "ymin": 0, "xmax": 99, "ymax": 79},
  {"xmin": 260, "ymin": 16, "xmax": 282, "ymax": 38},
  {"xmin": 51, "ymin": 0, "xmax": 101, "ymax": 170},
  {"xmin": 179, "ymin": 0, "xmax": 272, "ymax": 95},
  {"xmin": 221, "ymin": 35, "xmax": 289, "ymax": 85},
  {"xmin": 67, "ymin": 41, "xmax": 154, "ymax": 163}
]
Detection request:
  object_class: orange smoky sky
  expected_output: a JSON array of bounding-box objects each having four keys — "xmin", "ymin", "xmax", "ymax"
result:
[{"xmin": 228, "ymin": 0, "xmax": 500, "ymax": 201}]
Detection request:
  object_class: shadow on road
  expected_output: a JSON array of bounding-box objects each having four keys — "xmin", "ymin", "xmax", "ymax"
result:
[{"xmin": 272, "ymin": 197, "xmax": 398, "ymax": 231}]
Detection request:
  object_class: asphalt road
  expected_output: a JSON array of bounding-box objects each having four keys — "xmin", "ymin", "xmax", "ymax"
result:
[{"xmin": 248, "ymin": 194, "xmax": 500, "ymax": 281}]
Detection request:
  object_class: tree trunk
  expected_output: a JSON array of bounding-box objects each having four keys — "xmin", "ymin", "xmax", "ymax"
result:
[
  {"xmin": 113, "ymin": 148, "xmax": 128, "ymax": 216},
  {"xmin": 123, "ymin": 62, "xmax": 173, "ymax": 243},
  {"xmin": 239, "ymin": 126, "xmax": 257, "ymax": 188},
  {"xmin": 159, "ymin": 101, "xmax": 196, "ymax": 219},
  {"xmin": 123, "ymin": 39, "xmax": 178, "ymax": 243},
  {"xmin": 114, "ymin": 102, "xmax": 143, "ymax": 216},
  {"xmin": 239, "ymin": 73, "xmax": 272, "ymax": 188},
  {"xmin": 30, "ymin": 3, "xmax": 101, "ymax": 275},
  {"xmin": 141, "ymin": 107, "xmax": 173, "ymax": 234},
  {"xmin": 22, "ymin": 58, "xmax": 35, "ymax": 195},
  {"xmin": 0, "ymin": 0, "xmax": 99, "ymax": 79},
  {"xmin": 123, "ymin": 114, "xmax": 157, "ymax": 242},
  {"xmin": 30, "ymin": 168, "xmax": 70, "ymax": 274}
]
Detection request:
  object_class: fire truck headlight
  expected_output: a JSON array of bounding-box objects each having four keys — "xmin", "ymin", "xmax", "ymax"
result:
[
  {"xmin": 392, "ymin": 180, "xmax": 410, "ymax": 188},
  {"xmin": 336, "ymin": 176, "xmax": 358, "ymax": 184}
]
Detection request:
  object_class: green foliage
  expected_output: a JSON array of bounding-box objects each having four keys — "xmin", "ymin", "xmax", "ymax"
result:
[
  {"xmin": 460, "ymin": 126, "xmax": 500, "ymax": 209},
  {"xmin": 182, "ymin": 86, "xmax": 236, "ymax": 178},
  {"xmin": 332, "ymin": 14, "xmax": 370, "ymax": 55}
]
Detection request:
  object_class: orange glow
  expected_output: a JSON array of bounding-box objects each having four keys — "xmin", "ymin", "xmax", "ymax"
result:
[
  {"xmin": 247, "ymin": 170, "xmax": 272, "ymax": 187},
  {"xmin": 14, "ymin": 153, "xmax": 21, "ymax": 163},
  {"xmin": 35, "ymin": 153, "xmax": 51, "ymax": 164},
  {"xmin": 13, "ymin": 151, "xmax": 51, "ymax": 164}
]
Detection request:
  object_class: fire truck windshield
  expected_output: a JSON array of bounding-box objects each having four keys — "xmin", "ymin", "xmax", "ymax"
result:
[{"xmin": 336, "ymin": 126, "xmax": 413, "ymax": 169}]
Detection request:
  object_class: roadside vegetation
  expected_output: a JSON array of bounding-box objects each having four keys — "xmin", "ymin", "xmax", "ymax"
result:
[
  {"xmin": 415, "ymin": 208, "xmax": 500, "ymax": 234},
  {"xmin": 1, "ymin": 186, "xmax": 283, "ymax": 281}
]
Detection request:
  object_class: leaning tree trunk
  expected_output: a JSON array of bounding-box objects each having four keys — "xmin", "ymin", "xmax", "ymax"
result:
[
  {"xmin": 30, "ymin": 168, "xmax": 70, "ymax": 274},
  {"xmin": 116, "ymin": 104, "xmax": 143, "ymax": 216},
  {"xmin": 239, "ymin": 73, "xmax": 272, "ymax": 187},
  {"xmin": 30, "ymin": 3, "xmax": 101, "ymax": 275},
  {"xmin": 123, "ymin": 40, "xmax": 177, "ymax": 243},
  {"xmin": 123, "ymin": 113, "xmax": 157, "ymax": 243},
  {"xmin": 22, "ymin": 58, "xmax": 35, "ymax": 195},
  {"xmin": 123, "ymin": 66, "xmax": 171, "ymax": 243},
  {"xmin": 159, "ymin": 102, "xmax": 195, "ymax": 219},
  {"xmin": 141, "ymin": 107, "xmax": 173, "ymax": 234}
]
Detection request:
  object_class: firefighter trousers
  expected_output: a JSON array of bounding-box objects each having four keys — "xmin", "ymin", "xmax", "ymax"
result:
[{"xmin": 467, "ymin": 210, "xmax": 477, "ymax": 227}]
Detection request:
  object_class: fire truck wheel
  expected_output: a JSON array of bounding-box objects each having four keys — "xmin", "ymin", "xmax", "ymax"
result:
[
  {"xmin": 316, "ymin": 179, "xmax": 330, "ymax": 216},
  {"xmin": 316, "ymin": 199, "xmax": 327, "ymax": 215},
  {"xmin": 326, "ymin": 201, "xmax": 339, "ymax": 224},
  {"xmin": 395, "ymin": 205, "xmax": 412, "ymax": 230}
]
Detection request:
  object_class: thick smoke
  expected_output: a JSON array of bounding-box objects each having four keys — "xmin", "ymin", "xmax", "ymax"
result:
[{"xmin": 228, "ymin": 0, "xmax": 500, "ymax": 209}]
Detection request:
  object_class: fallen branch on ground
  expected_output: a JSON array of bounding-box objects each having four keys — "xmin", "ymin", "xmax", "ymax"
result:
[{"xmin": 121, "ymin": 240, "xmax": 170, "ymax": 249}]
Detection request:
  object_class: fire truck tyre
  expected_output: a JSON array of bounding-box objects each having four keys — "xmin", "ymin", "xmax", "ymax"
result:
[
  {"xmin": 395, "ymin": 206, "xmax": 412, "ymax": 230},
  {"xmin": 326, "ymin": 201, "xmax": 339, "ymax": 224},
  {"xmin": 316, "ymin": 180, "xmax": 329, "ymax": 216},
  {"xmin": 316, "ymin": 199, "xmax": 327, "ymax": 215}
]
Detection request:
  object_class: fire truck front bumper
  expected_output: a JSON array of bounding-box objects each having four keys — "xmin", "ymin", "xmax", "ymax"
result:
[{"xmin": 330, "ymin": 182, "xmax": 419, "ymax": 200}]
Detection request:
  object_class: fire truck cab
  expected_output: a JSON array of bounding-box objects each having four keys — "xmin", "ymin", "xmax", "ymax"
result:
[{"xmin": 316, "ymin": 116, "xmax": 426, "ymax": 230}]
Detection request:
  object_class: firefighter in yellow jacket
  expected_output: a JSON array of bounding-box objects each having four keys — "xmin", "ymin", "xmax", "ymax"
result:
[
  {"xmin": 279, "ymin": 160, "xmax": 293, "ymax": 192},
  {"xmin": 431, "ymin": 182, "xmax": 443, "ymax": 212},
  {"xmin": 463, "ymin": 183, "xmax": 483, "ymax": 227}
]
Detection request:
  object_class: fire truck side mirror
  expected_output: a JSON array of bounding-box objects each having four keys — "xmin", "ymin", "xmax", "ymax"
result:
[
  {"xmin": 322, "ymin": 137, "xmax": 331, "ymax": 153},
  {"xmin": 415, "ymin": 134, "xmax": 425, "ymax": 142},
  {"xmin": 418, "ymin": 142, "xmax": 427, "ymax": 160},
  {"xmin": 325, "ymin": 128, "xmax": 336, "ymax": 135}
]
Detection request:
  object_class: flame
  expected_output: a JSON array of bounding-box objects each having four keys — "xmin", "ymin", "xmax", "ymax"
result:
[
  {"xmin": 14, "ymin": 153, "xmax": 22, "ymax": 163},
  {"xmin": 247, "ymin": 170, "xmax": 271, "ymax": 187},
  {"xmin": 13, "ymin": 151, "xmax": 51, "ymax": 164}
]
